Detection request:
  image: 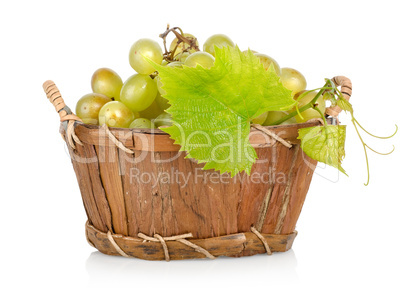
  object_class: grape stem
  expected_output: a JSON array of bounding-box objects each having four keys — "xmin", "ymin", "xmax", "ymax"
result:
[
  {"xmin": 159, "ymin": 24, "xmax": 200, "ymax": 61},
  {"xmin": 268, "ymin": 79, "xmax": 333, "ymax": 126},
  {"xmin": 313, "ymin": 106, "xmax": 328, "ymax": 126}
]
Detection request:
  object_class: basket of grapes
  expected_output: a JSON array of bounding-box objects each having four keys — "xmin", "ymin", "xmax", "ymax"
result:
[{"xmin": 43, "ymin": 26, "xmax": 395, "ymax": 261}]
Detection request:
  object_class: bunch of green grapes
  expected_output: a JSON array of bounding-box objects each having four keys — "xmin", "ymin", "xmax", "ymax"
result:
[
  {"xmin": 75, "ymin": 38, "xmax": 167, "ymax": 129},
  {"xmin": 75, "ymin": 30, "xmax": 217, "ymax": 129},
  {"xmin": 75, "ymin": 27, "xmax": 321, "ymax": 129}
]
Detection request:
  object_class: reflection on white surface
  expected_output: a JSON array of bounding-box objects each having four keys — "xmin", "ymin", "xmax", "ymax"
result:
[{"xmin": 86, "ymin": 249, "xmax": 299, "ymax": 287}]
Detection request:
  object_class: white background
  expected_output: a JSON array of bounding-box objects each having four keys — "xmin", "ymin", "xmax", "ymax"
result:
[{"xmin": 1, "ymin": 0, "xmax": 401, "ymax": 298}]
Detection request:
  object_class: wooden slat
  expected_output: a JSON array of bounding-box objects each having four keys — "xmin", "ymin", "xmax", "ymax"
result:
[
  {"xmin": 260, "ymin": 145, "xmax": 297, "ymax": 233},
  {"xmin": 280, "ymin": 151, "xmax": 317, "ymax": 234},
  {"xmin": 94, "ymin": 144, "xmax": 128, "ymax": 235},
  {"xmin": 119, "ymin": 149, "xmax": 142, "ymax": 237},
  {"xmin": 82, "ymin": 144, "xmax": 113, "ymax": 232},
  {"xmin": 274, "ymin": 145, "xmax": 300, "ymax": 234},
  {"xmin": 67, "ymin": 143, "xmax": 107, "ymax": 231},
  {"xmin": 236, "ymin": 146, "xmax": 274, "ymax": 233}
]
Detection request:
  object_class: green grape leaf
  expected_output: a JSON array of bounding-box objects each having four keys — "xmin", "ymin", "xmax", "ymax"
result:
[
  {"xmin": 153, "ymin": 46, "xmax": 295, "ymax": 176},
  {"xmin": 298, "ymin": 125, "xmax": 347, "ymax": 175},
  {"xmin": 323, "ymin": 91, "xmax": 337, "ymax": 105},
  {"xmin": 337, "ymin": 97, "xmax": 353, "ymax": 113}
]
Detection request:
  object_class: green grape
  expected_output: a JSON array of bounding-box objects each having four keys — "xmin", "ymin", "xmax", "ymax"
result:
[
  {"xmin": 203, "ymin": 34, "xmax": 235, "ymax": 57},
  {"xmin": 91, "ymin": 68, "xmax": 123, "ymax": 100},
  {"xmin": 251, "ymin": 111, "xmax": 268, "ymax": 125},
  {"xmin": 129, "ymin": 118, "xmax": 154, "ymax": 129},
  {"xmin": 154, "ymin": 112, "xmax": 173, "ymax": 128},
  {"xmin": 280, "ymin": 67, "xmax": 307, "ymax": 96},
  {"xmin": 129, "ymin": 38, "xmax": 163, "ymax": 75},
  {"xmin": 293, "ymin": 91, "xmax": 326, "ymax": 123},
  {"xmin": 254, "ymin": 53, "xmax": 281, "ymax": 75},
  {"xmin": 155, "ymin": 92, "xmax": 170, "ymax": 111},
  {"xmin": 263, "ymin": 111, "xmax": 297, "ymax": 126},
  {"xmin": 154, "ymin": 62, "xmax": 183, "ymax": 96},
  {"xmin": 98, "ymin": 101, "xmax": 135, "ymax": 128},
  {"xmin": 120, "ymin": 74, "xmax": 158, "ymax": 112},
  {"xmin": 75, "ymin": 93, "xmax": 111, "ymax": 125},
  {"xmin": 242, "ymin": 49, "xmax": 257, "ymax": 54},
  {"xmin": 167, "ymin": 61, "xmax": 184, "ymax": 68},
  {"xmin": 169, "ymin": 33, "xmax": 199, "ymax": 57},
  {"xmin": 173, "ymin": 51, "xmax": 191, "ymax": 62},
  {"xmin": 155, "ymin": 76, "xmax": 165, "ymax": 96},
  {"xmin": 139, "ymin": 99, "xmax": 163, "ymax": 119},
  {"xmin": 184, "ymin": 52, "xmax": 215, "ymax": 68},
  {"xmin": 281, "ymin": 118, "xmax": 298, "ymax": 125}
]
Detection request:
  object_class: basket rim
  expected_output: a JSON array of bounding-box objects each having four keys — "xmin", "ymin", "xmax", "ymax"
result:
[
  {"xmin": 75, "ymin": 120, "xmax": 323, "ymax": 136},
  {"xmin": 62, "ymin": 120, "xmax": 323, "ymax": 152}
]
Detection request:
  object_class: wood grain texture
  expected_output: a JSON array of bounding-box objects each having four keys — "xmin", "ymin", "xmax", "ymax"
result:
[
  {"xmin": 82, "ymin": 144, "xmax": 113, "ymax": 232},
  {"xmin": 86, "ymin": 222, "xmax": 297, "ymax": 260},
  {"xmin": 62, "ymin": 121, "xmax": 319, "ymax": 259},
  {"xmin": 74, "ymin": 121, "xmax": 321, "ymax": 151},
  {"xmin": 94, "ymin": 143, "xmax": 128, "ymax": 235},
  {"xmin": 67, "ymin": 142, "xmax": 107, "ymax": 232}
]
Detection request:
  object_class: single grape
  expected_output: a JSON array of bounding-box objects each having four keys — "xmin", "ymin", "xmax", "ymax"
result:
[
  {"xmin": 91, "ymin": 68, "xmax": 123, "ymax": 100},
  {"xmin": 280, "ymin": 67, "xmax": 307, "ymax": 96},
  {"xmin": 293, "ymin": 91, "xmax": 326, "ymax": 123},
  {"xmin": 281, "ymin": 118, "xmax": 298, "ymax": 125},
  {"xmin": 139, "ymin": 99, "xmax": 163, "ymax": 120},
  {"xmin": 155, "ymin": 76, "xmax": 165, "ymax": 96},
  {"xmin": 154, "ymin": 62, "xmax": 183, "ymax": 96},
  {"xmin": 129, "ymin": 38, "xmax": 163, "ymax": 75},
  {"xmin": 184, "ymin": 52, "xmax": 215, "ymax": 68},
  {"xmin": 75, "ymin": 93, "xmax": 111, "ymax": 125},
  {"xmin": 129, "ymin": 118, "xmax": 154, "ymax": 129},
  {"xmin": 169, "ymin": 33, "xmax": 199, "ymax": 57},
  {"xmin": 98, "ymin": 101, "xmax": 135, "ymax": 128},
  {"xmin": 242, "ymin": 49, "xmax": 257, "ymax": 54},
  {"xmin": 167, "ymin": 61, "xmax": 184, "ymax": 68},
  {"xmin": 120, "ymin": 74, "xmax": 158, "ymax": 112},
  {"xmin": 154, "ymin": 112, "xmax": 173, "ymax": 128},
  {"xmin": 251, "ymin": 111, "xmax": 268, "ymax": 125},
  {"xmin": 173, "ymin": 51, "xmax": 191, "ymax": 62},
  {"xmin": 203, "ymin": 34, "xmax": 235, "ymax": 57},
  {"xmin": 263, "ymin": 111, "xmax": 297, "ymax": 126},
  {"xmin": 155, "ymin": 92, "xmax": 170, "ymax": 111},
  {"xmin": 254, "ymin": 53, "xmax": 281, "ymax": 75}
]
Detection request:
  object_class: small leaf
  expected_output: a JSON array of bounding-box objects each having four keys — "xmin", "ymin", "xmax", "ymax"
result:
[
  {"xmin": 323, "ymin": 91, "xmax": 336, "ymax": 105},
  {"xmin": 152, "ymin": 46, "xmax": 295, "ymax": 176},
  {"xmin": 337, "ymin": 98, "xmax": 353, "ymax": 113},
  {"xmin": 298, "ymin": 125, "xmax": 347, "ymax": 175}
]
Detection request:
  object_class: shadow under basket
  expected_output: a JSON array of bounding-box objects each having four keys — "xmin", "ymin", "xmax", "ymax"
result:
[{"xmin": 44, "ymin": 80, "xmax": 339, "ymax": 261}]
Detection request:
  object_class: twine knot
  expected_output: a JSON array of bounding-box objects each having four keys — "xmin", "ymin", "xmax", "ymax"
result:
[
  {"xmin": 106, "ymin": 229, "xmax": 215, "ymax": 261},
  {"xmin": 251, "ymin": 226, "xmax": 272, "ymax": 255},
  {"xmin": 137, "ymin": 232, "xmax": 215, "ymax": 261}
]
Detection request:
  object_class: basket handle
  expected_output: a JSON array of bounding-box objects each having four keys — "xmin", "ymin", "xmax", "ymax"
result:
[
  {"xmin": 43, "ymin": 80, "xmax": 83, "ymax": 148},
  {"xmin": 43, "ymin": 80, "xmax": 82, "ymax": 123},
  {"xmin": 325, "ymin": 76, "xmax": 352, "ymax": 118}
]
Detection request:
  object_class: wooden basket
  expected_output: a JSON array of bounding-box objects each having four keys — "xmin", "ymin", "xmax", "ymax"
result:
[{"xmin": 43, "ymin": 77, "xmax": 351, "ymax": 261}]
